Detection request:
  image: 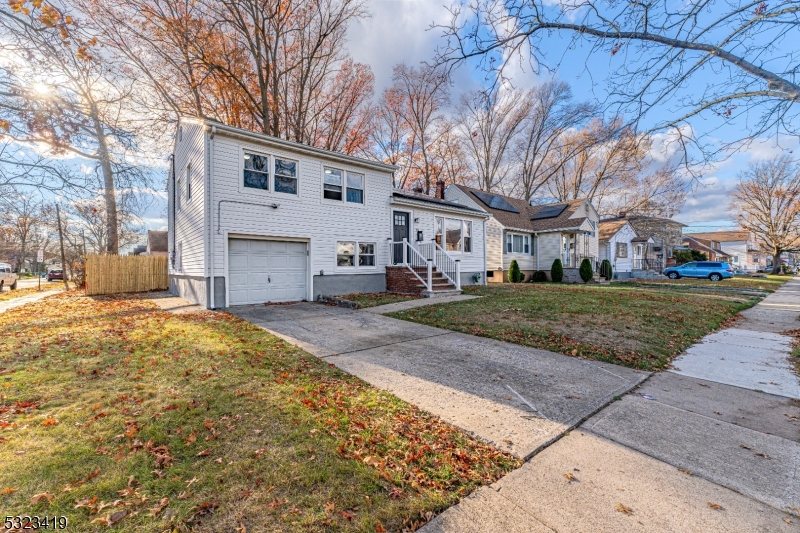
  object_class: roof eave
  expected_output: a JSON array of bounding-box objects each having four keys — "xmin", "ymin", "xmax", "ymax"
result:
[{"xmin": 390, "ymin": 196, "xmax": 491, "ymax": 217}]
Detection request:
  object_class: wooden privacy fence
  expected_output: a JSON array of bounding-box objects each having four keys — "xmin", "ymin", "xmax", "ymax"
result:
[{"xmin": 85, "ymin": 254, "xmax": 168, "ymax": 296}]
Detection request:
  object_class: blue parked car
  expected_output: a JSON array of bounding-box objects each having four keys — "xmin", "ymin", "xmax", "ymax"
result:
[{"xmin": 663, "ymin": 261, "xmax": 734, "ymax": 281}]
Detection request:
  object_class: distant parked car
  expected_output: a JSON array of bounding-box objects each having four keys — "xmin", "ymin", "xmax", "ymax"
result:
[
  {"xmin": 663, "ymin": 261, "xmax": 734, "ymax": 282},
  {"xmin": 47, "ymin": 269, "xmax": 64, "ymax": 282},
  {"xmin": 0, "ymin": 262, "xmax": 17, "ymax": 290}
]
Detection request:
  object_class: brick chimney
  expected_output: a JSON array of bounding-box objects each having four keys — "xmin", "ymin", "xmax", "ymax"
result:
[{"xmin": 436, "ymin": 180, "xmax": 446, "ymax": 199}]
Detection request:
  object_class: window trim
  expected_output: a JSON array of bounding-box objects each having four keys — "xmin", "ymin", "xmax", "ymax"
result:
[
  {"xmin": 335, "ymin": 240, "xmax": 378, "ymax": 270},
  {"xmin": 176, "ymin": 177, "xmax": 182, "ymax": 211},
  {"xmin": 616, "ymin": 242, "xmax": 628, "ymax": 259},
  {"xmin": 505, "ymin": 232, "xmax": 531, "ymax": 255},
  {"xmin": 186, "ymin": 163, "xmax": 192, "ymax": 202},
  {"xmin": 322, "ymin": 166, "xmax": 366, "ymax": 206},
  {"xmin": 436, "ymin": 216, "xmax": 474, "ymax": 254}
]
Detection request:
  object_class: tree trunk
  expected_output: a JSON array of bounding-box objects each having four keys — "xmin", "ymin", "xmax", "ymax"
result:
[
  {"xmin": 56, "ymin": 204, "xmax": 69, "ymax": 290},
  {"xmin": 91, "ymin": 110, "xmax": 118, "ymax": 255},
  {"xmin": 772, "ymin": 251, "xmax": 782, "ymax": 274}
]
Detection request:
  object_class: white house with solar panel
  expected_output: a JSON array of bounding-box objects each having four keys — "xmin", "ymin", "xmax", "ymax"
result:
[
  {"xmin": 445, "ymin": 185, "xmax": 600, "ymax": 282},
  {"xmin": 168, "ymin": 117, "xmax": 489, "ymax": 308}
]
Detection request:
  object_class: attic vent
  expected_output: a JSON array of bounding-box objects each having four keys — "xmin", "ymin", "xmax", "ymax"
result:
[{"xmin": 531, "ymin": 204, "xmax": 568, "ymax": 220}]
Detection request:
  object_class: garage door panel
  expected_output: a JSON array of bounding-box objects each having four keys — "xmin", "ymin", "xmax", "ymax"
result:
[{"xmin": 228, "ymin": 238, "xmax": 307, "ymax": 305}]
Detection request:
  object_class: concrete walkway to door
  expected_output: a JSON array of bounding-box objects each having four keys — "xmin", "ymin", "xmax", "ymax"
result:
[{"xmin": 228, "ymin": 302, "xmax": 648, "ymax": 459}]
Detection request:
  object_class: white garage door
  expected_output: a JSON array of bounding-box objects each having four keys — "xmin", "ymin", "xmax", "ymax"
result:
[{"xmin": 228, "ymin": 239, "xmax": 307, "ymax": 305}]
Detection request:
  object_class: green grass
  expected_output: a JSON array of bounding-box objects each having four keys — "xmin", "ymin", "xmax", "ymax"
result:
[
  {"xmin": 336, "ymin": 293, "xmax": 422, "ymax": 309},
  {"xmin": 388, "ymin": 283, "xmax": 760, "ymax": 370},
  {"xmin": 628, "ymin": 274, "xmax": 790, "ymax": 292},
  {"xmin": 0, "ymin": 293, "xmax": 519, "ymax": 532}
]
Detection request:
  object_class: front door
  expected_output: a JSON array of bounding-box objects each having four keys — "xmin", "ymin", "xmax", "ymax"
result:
[{"xmin": 393, "ymin": 211, "xmax": 410, "ymax": 264}]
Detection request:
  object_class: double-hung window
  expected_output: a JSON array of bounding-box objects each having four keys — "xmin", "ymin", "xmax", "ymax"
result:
[
  {"xmin": 243, "ymin": 152, "xmax": 270, "ymax": 190},
  {"xmin": 616, "ymin": 242, "xmax": 628, "ymax": 258},
  {"xmin": 347, "ymin": 173, "xmax": 364, "ymax": 204},
  {"xmin": 323, "ymin": 168, "xmax": 343, "ymax": 200},
  {"xmin": 445, "ymin": 219, "xmax": 462, "ymax": 252},
  {"xmin": 274, "ymin": 158, "xmax": 297, "ymax": 194},
  {"xmin": 324, "ymin": 167, "xmax": 364, "ymax": 204},
  {"xmin": 337, "ymin": 241, "xmax": 376, "ymax": 267},
  {"xmin": 243, "ymin": 152, "xmax": 298, "ymax": 194},
  {"xmin": 505, "ymin": 233, "xmax": 529, "ymax": 254}
]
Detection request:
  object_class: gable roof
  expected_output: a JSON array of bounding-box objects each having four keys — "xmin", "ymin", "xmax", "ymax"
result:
[
  {"xmin": 147, "ymin": 230, "xmax": 168, "ymax": 253},
  {"xmin": 598, "ymin": 219, "xmax": 631, "ymax": 241},
  {"xmin": 684, "ymin": 230, "xmax": 751, "ymax": 243},
  {"xmin": 451, "ymin": 185, "xmax": 589, "ymax": 232},
  {"xmin": 683, "ymin": 236, "xmax": 730, "ymax": 257}
]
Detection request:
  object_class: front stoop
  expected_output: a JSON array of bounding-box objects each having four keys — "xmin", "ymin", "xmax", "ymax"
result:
[{"xmin": 385, "ymin": 265, "xmax": 462, "ymax": 297}]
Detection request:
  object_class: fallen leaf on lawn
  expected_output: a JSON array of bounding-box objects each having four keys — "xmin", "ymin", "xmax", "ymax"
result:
[
  {"xmin": 1, "ymin": 487, "xmax": 17, "ymax": 495},
  {"xmin": 616, "ymin": 503, "xmax": 633, "ymax": 515},
  {"xmin": 42, "ymin": 417, "xmax": 58, "ymax": 427},
  {"xmin": 86, "ymin": 466, "xmax": 101, "ymax": 481},
  {"xmin": 203, "ymin": 420, "xmax": 215, "ymax": 430},
  {"xmin": 341, "ymin": 510, "xmax": 354, "ymax": 520},
  {"xmin": 707, "ymin": 502, "xmax": 723, "ymax": 510},
  {"xmin": 30, "ymin": 491, "xmax": 53, "ymax": 505},
  {"xmin": 90, "ymin": 517, "xmax": 109, "ymax": 526},
  {"xmin": 109, "ymin": 510, "xmax": 127, "ymax": 525},
  {"xmin": 784, "ymin": 518, "xmax": 793, "ymax": 524},
  {"xmin": 375, "ymin": 523, "xmax": 386, "ymax": 532},
  {"xmin": 149, "ymin": 497, "xmax": 169, "ymax": 517},
  {"xmin": 563, "ymin": 473, "xmax": 577, "ymax": 482},
  {"xmin": 324, "ymin": 502, "xmax": 335, "ymax": 514},
  {"xmin": 235, "ymin": 525, "xmax": 247, "ymax": 533},
  {"xmin": 196, "ymin": 448, "xmax": 211, "ymax": 457}
]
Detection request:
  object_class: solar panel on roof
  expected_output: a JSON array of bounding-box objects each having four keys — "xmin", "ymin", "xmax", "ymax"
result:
[
  {"xmin": 531, "ymin": 204, "xmax": 568, "ymax": 220},
  {"xmin": 471, "ymin": 190, "xmax": 520, "ymax": 213}
]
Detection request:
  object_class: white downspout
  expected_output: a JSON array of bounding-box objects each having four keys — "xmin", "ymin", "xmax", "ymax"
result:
[
  {"xmin": 535, "ymin": 232, "xmax": 539, "ymax": 270},
  {"xmin": 208, "ymin": 125, "xmax": 216, "ymax": 309},
  {"xmin": 482, "ymin": 218, "xmax": 487, "ymax": 285}
]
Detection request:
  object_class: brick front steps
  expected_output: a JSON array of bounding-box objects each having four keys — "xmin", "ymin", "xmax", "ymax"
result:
[{"xmin": 385, "ymin": 266, "xmax": 460, "ymax": 297}]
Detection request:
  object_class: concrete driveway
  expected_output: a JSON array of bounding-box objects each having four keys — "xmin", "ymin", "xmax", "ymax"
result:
[{"xmin": 228, "ymin": 302, "xmax": 648, "ymax": 459}]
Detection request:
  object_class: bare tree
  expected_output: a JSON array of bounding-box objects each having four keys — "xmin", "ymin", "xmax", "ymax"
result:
[
  {"xmin": 456, "ymin": 87, "xmax": 531, "ymax": 192},
  {"xmin": 391, "ymin": 63, "xmax": 451, "ymax": 194},
  {"xmin": 0, "ymin": 1, "xmax": 151, "ymax": 254},
  {"xmin": 0, "ymin": 188, "xmax": 45, "ymax": 272},
  {"xmin": 547, "ymin": 118, "xmax": 645, "ymax": 212},
  {"xmin": 514, "ymin": 81, "xmax": 596, "ymax": 201},
  {"xmin": 609, "ymin": 164, "xmax": 688, "ymax": 218},
  {"xmin": 731, "ymin": 155, "xmax": 800, "ymax": 274},
  {"xmin": 437, "ymin": 1, "xmax": 800, "ymax": 160},
  {"xmin": 369, "ymin": 86, "xmax": 414, "ymax": 188}
]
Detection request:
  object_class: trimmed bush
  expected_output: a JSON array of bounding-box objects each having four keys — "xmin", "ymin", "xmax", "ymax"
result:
[
  {"xmin": 551, "ymin": 258, "xmax": 563, "ymax": 283},
  {"xmin": 509, "ymin": 259, "xmax": 523, "ymax": 283},
  {"xmin": 600, "ymin": 259, "xmax": 613, "ymax": 280},
  {"xmin": 579, "ymin": 258, "xmax": 594, "ymax": 283},
  {"xmin": 532, "ymin": 270, "xmax": 548, "ymax": 282}
]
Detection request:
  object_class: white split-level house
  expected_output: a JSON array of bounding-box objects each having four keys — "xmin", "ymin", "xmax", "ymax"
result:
[
  {"xmin": 444, "ymin": 185, "xmax": 600, "ymax": 282},
  {"xmin": 168, "ymin": 117, "xmax": 488, "ymax": 308},
  {"xmin": 598, "ymin": 219, "xmax": 654, "ymax": 278}
]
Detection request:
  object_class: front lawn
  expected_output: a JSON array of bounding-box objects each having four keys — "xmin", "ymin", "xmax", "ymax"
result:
[
  {"xmin": 388, "ymin": 284, "xmax": 760, "ymax": 370},
  {"xmin": 628, "ymin": 274, "xmax": 790, "ymax": 292},
  {"xmin": 0, "ymin": 293, "xmax": 519, "ymax": 532},
  {"xmin": 336, "ymin": 293, "xmax": 422, "ymax": 309}
]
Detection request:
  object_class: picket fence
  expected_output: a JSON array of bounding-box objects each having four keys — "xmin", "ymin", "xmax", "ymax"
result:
[{"xmin": 85, "ymin": 254, "xmax": 168, "ymax": 296}]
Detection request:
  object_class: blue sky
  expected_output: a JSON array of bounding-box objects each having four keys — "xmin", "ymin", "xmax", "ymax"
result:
[{"xmin": 346, "ymin": 0, "xmax": 798, "ymax": 232}]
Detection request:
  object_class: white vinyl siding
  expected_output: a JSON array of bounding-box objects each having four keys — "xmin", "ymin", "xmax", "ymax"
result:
[
  {"xmin": 601, "ymin": 223, "xmax": 636, "ymax": 273},
  {"xmin": 170, "ymin": 121, "xmax": 206, "ymax": 277},
  {"xmin": 484, "ymin": 217, "xmax": 504, "ymax": 270}
]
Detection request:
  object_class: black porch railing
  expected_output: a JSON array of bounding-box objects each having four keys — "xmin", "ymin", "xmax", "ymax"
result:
[{"xmin": 632, "ymin": 258, "xmax": 664, "ymax": 272}]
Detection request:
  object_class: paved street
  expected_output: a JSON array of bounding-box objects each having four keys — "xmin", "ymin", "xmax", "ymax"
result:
[{"xmin": 231, "ymin": 281, "xmax": 800, "ymax": 531}]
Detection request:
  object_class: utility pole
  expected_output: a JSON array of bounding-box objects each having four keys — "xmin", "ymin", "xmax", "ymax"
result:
[{"xmin": 56, "ymin": 204, "xmax": 69, "ymax": 290}]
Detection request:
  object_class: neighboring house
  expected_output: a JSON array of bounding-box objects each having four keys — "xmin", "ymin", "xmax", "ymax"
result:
[
  {"xmin": 168, "ymin": 117, "xmax": 488, "ymax": 308},
  {"xmin": 601, "ymin": 213, "xmax": 685, "ymax": 269},
  {"xmin": 682, "ymin": 236, "xmax": 731, "ymax": 262},
  {"xmin": 598, "ymin": 220, "xmax": 654, "ymax": 278},
  {"xmin": 445, "ymin": 185, "xmax": 599, "ymax": 282},
  {"xmin": 145, "ymin": 230, "xmax": 168, "ymax": 257},
  {"xmin": 684, "ymin": 231, "xmax": 762, "ymax": 271}
]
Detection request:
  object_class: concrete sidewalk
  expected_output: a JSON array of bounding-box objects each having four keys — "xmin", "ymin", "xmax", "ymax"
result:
[
  {"xmin": 424, "ymin": 278, "xmax": 800, "ymax": 531},
  {"xmin": 0, "ymin": 290, "xmax": 61, "ymax": 314},
  {"xmin": 229, "ymin": 302, "xmax": 648, "ymax": 459}
]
